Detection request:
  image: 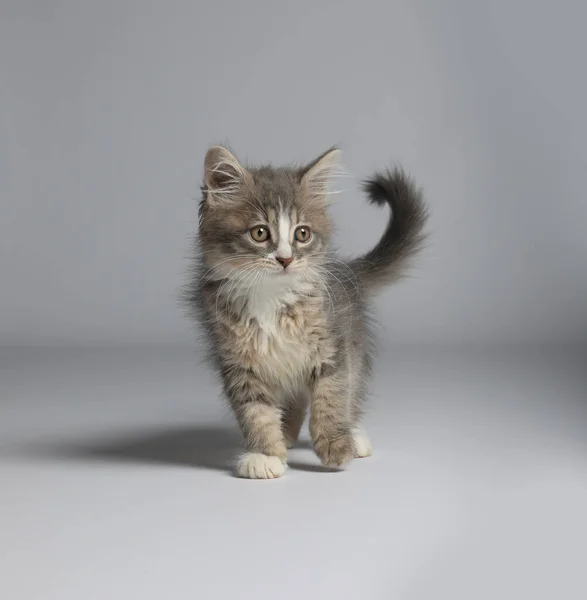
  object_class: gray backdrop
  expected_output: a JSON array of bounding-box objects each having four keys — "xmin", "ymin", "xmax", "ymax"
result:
[
  {"xmin": 2, "ymin": 0, "xmax": 586, "ymax": 347},
  {"xmin": 2, "ymin": 5, "xmax": 587, "ymax": 598}
]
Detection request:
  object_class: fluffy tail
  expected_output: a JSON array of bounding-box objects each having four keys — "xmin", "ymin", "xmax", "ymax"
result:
[{"xmin": 350, "ymin": 168, "xmax": 428, "ymax": 292}]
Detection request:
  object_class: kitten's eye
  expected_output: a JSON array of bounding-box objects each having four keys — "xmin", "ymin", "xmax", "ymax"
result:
[
  {"xmin": 250, "ymin": 226, "xmax": 270, "ymax": 242},
  {"xmin": 294, "ymin": 226, "xmax": 311, "ymax": 243}
]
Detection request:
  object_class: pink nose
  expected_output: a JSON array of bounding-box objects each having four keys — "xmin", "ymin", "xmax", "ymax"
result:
[{"xmin": 276, "ymin": 256, "xmax": 293, "ymax": 269}]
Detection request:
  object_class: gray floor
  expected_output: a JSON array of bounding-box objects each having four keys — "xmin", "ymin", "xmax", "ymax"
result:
[{"xmin": 1, "ymin": 347, "xmax": 586, "ymax": 600}]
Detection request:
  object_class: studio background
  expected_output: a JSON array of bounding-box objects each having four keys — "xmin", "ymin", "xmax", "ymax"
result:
[
  {"xmin": 3, "ymin": 0, "xmax": 586, "ymax": 347},
  {"xmin": 1, "ymin": 2, "xmax": 586, "ymax": 600}
]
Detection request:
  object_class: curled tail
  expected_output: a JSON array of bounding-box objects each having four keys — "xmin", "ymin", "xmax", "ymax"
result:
[{"xmin": 350, "ymin": 168, "xmax": 428, "ymax": 292}]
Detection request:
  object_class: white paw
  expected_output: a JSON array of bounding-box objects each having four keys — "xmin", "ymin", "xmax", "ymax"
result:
[
  {"xmin": 353, "ymin": 429, "xmax": 373, "ymax": 458},
  {"xmin": 235, "ymin": 453, "xmax": 287, "ymax": 479}
]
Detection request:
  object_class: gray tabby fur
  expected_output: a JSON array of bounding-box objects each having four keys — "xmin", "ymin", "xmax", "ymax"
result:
[{"xmin": 184, "ymin": 146, "xmax": 427, "ymax": 478}]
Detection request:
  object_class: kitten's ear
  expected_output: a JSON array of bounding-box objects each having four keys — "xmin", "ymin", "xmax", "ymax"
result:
[
  {"xmin": 300, "ymin": 147, "xmax": 343, "ymax": 204},
  {"xmin": 204, "ymin": 146, "xmax": 249, "ymax": 194}
]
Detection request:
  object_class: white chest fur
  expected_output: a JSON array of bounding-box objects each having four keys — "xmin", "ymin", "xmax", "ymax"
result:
[
  {"xmin": 244, "ymin": 276, "xmax": 297, "ymax": 333},
  {"xmin": 234, "ymin": 275, "xmax": 316, "ymax": 388}
]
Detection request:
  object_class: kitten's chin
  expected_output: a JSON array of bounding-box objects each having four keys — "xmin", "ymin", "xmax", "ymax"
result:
[{"xmin": 272, "ymin": 268, "xmax": 299, "ymax": 279}]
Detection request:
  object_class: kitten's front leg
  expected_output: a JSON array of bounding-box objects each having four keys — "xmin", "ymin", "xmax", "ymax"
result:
[
  {"xmin": 309, "ymin": 368, "xmax": 354, "ymax": 469},
  {"xmin": 223, "ymin": 367, "xmax": 287, "ymax": 479}
]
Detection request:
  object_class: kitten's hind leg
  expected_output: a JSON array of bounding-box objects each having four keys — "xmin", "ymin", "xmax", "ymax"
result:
[
  {"xmin": 352, "ymin": 426, "xmax": 373, "ymax": 458},
  {"xmin": 281, "ymin": 392, "xmax": 309, "ymax": 449},
  {"xmin": 350, "ymin": 357, "xmax": 373, "ymax": 459}
]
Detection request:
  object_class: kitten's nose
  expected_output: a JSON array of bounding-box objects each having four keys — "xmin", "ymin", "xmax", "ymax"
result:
[{"xmin": 276, "ymin": 256, "xmax": 293, "ymax": 269}]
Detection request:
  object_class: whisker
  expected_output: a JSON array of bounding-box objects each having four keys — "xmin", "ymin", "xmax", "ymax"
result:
[
  {"xmin": 214, "ymin": 261, "xmax": 258, "ymax": 300},
  {"xmin": 226, "ymin": 264, "xmax": 260, "ymax": 310},
  {"xmin": 308, "ymin": 254, "xmax": 361, "ymax": 291},
  {"xmin": 215, "ymin": 263, "xmax": 260, "ymax": 321},
  {"xmin": 243, "ymin": 268, "xmax": 264, "ymax": 316},
  {"xmin": 304, "ymin": 267, "xmax": 335, "ymax": 318},
  {"xmin": 312, "ymin": 264, "xmax": 354, "ymax": 319},
  {"xmin": 201, "ymin": 255, "xmax": 259, "ymax": 279}
]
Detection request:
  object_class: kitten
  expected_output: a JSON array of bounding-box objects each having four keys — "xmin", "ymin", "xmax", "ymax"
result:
[{"xmin": 186, "ymin": 146, "xmax": 427, "ymax": 479}]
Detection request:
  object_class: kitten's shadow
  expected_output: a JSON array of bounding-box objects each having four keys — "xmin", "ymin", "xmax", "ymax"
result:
[{"xmin": 22, "ymin": 425, "xmax": 312, "ymax": 474}]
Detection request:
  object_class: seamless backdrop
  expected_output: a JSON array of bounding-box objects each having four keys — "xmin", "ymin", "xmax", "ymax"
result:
[
  {"xmin": 2, "ymin": 4, "xmax": 587, "ymax": 600},
  {"xmin": 2, "ymin": 0, "xmax": 586, "ymax": 347}
]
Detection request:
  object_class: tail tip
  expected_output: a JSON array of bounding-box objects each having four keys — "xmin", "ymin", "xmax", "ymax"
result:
[{"xmin": 362, "ymin": 167, "xmax": 416, "ymax": 207}]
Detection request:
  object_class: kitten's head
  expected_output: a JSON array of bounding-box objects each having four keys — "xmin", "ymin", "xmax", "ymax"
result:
[{"xmin": 198, "ymin": 146, "xmax": 341, "ymax": 284}]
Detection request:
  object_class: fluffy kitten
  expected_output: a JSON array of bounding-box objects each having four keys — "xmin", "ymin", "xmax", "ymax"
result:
[{"xmin": 187, "ymin": 146, "xmax": 427, "ymax": 479}]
